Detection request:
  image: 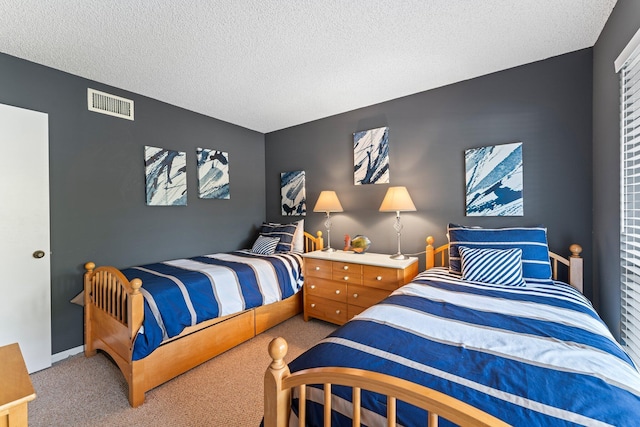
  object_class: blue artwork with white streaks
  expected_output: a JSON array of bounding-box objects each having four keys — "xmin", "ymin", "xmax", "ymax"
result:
[
  {"xmin": 354, "ymin": 126, "xmax": 390, "ymax": 185},
  {"xmin": 145, "ymin": 146, "xmax": 187, "ymax": 206},
  {"xmin": 465, "ymin": 142, "xmax": 523, "ymax": 216},
  {"xmin": 197, "ymin": 148, "xmax": 229, "ymax": 199},
  {"xmin": 281, "ymin": 171, "xmax": 306, "ymax": 216}
]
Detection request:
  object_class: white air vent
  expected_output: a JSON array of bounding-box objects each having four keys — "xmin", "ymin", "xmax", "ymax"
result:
[{"xmin": 87, "ymin": 88, "xmax": 134, "ymax": 120}]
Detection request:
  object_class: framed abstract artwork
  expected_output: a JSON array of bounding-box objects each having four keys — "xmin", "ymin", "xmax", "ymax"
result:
[
  {"xmin": 145, "ymin": 145, "xmax": 187, "ymax": 206},
  {"xmin": 196, "ymin": 148, "xmax": 230, "ymax": 199},
  {"xmin": 281, "ymin": 171, "xmax": 306, "ymax": 216},
  {"xmin": 354, "ymin": 126, "xmax": 390, "ymax": 185},
  {"xmin": 465, "ymin": 142, "xmax": 523, "ymax": 216}
]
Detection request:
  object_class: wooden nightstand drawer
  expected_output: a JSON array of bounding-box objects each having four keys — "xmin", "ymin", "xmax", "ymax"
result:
[
  {"xmin": 362, "ymin": 265, "xmax": 402, "ymax": 290},
  {"xmin": 332, "ymin": 270, "xmax": 362, "ymax": 285},
  {"xmin": 306, "ymin": 277, "xmax": 347, "ymax": 302},
  {"xmin": 332, "ymin": 261, "xmax": 363, "ymax": 275},
  {"xmin": 348, "ymin": 284, "xmax": 391, "ymax": 308},
  {"xmin": 306, "ymin": 295, "xmax": 348, "ymax": 324},
  {"xmin": 363, "ymin": 264, "xmax": 418, "ymax": 290},
  {"xmin": 305, "ymin": 258, "xmax": 332, "ymax": 279}
]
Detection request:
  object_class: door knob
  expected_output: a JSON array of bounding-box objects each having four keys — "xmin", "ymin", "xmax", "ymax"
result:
[{"xmin": 33, "ymin": 250, "xmax": 45, "ymax": 259}]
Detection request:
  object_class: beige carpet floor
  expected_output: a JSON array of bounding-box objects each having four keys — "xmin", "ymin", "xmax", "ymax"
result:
[{"xmin": 28, "ymin": 315, "xmax": 336, "ymax": 427}]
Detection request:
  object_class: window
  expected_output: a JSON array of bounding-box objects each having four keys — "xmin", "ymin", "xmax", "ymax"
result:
[{"xmin": 620, "ymin": 28, "xmax": 640, "ymax": 366}]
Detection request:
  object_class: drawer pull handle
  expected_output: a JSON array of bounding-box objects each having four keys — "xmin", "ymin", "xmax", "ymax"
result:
[
  {"xmin": 311, "ymin": 303, "xmax": 316, "ymax": 308},
  {"xmin": 353, "ymin": 293, "xmax": 358, "ymax": 298},
  {"xmin": 343, "ymin": 265, "xmax": 349, "ymax": 270},
  {"xmin": 343, "ymin": 276, "xmax": 349, "ymax": 281},
  {"xmin": 376, "ymin": 276, "xmax": 383, "ymax": 281},
  {"xmin": 336, "ymin": 310, "xmax": 341, "ymax": 314},
  {"xmin": 315, "ymin": 266, "xmax": 320, "ymax": 271},
  {"xmin": 335, "ymin": 290, "xmax": 341, "ymax": 295},
  {"xmin": 310, "ymin": 285, "xmax": 315, "ymax": 289}
]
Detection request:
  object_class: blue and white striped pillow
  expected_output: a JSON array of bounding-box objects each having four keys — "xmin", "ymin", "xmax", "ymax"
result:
[
  {"xmin": 447, "ymin": 224, "xmax": 552, "ymax": 283},
  {"xmin": 251, "ymin": 235, "xmax": 280, "ymax": 255},
  {"xmin": 260, "ymin": 222, "xmax": 297, "ymax": 253},
  {"xmin": 458, "ymin": 246, "xmax": 525, "ymax": 286}
]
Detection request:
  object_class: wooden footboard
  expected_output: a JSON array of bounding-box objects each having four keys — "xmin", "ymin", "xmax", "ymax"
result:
[
  {"xmin": 264, "ymin": 337, "xmax": 510, "ymax": 427},
  {"xmin": 425, "ymin": 236, "xmax": 584, "ymax": 293}
]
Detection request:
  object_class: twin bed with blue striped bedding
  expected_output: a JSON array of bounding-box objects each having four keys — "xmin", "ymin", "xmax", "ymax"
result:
[
  {"xmin": 122, "ymin": 250, "xmax": 304, "ymax": 360},
  {"xmin": 84, "ymin": 224, "xmax": 319, "ymax": 407},
  {"xmin": 287, "ymin": 267, "xmax": 640, "ymax": 426}
]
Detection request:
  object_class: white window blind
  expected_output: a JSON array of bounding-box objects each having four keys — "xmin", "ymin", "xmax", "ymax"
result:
[{"xmin": 620, "ymin": 35, "xmax": 640, "ymax": 367}]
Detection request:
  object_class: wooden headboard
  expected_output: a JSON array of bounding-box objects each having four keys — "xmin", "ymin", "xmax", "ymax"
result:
[
  {"xmin": 424, "ymin": 236, "xmax": 584, "ymax": 293},
  {"xmin": 303, "ymin": 231, "xmax": 324, "ymax": 252}
]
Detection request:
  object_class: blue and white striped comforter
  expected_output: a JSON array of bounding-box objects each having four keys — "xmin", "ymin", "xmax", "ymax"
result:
[
  {"xmin": 289, "ymin": 268, "xmax": 640, "ymax": 426},
  {"xmin": 122, "ymin": 251, "xmax": 303, "ymax": 360}
]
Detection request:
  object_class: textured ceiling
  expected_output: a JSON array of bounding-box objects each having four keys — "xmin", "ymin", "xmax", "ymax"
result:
[{"xmin": 0, "ymin": 1, "xmax": 617, "ymax": 133}]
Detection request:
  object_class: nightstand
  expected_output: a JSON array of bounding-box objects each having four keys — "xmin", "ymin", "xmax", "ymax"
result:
[
  {"xmin": 302, "ymin": 250, "xmax": 419, "ymax": 325},
  {"xmin": 0, "ymin": 343, "xmax": 36, "ymax": 427}
]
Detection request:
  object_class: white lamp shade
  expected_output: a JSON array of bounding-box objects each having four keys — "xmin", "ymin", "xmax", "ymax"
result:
[
  {"xmin": 379, "ymin": 186, "xmax": 416, "ymax": 212},
  {"xmin": 313, "ymin": 191, "xmax": 344, "ymax": 213}
]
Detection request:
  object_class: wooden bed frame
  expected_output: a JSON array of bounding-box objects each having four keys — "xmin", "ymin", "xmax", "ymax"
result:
[
  {"xmin": 264, "ymin": 338, "xmax": 510, "ymax": 427},
  {"xmin": 84, "ymin": 231, "xmax": 323, "ymax": 407},
  {"xmin": 264, "ymin": 236, "xmax": 584, "ymax": 426}
]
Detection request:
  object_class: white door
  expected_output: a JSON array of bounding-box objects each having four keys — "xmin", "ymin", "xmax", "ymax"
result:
[{"xmin": 0, "ymin": 103, "xmax": 51, "ymax": 373}]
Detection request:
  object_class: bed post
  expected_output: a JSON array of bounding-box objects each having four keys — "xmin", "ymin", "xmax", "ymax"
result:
[
  {"xmin": 128, "ymin": 278, "xmax": 145, "ymax": 407},
  {"xmin": 264, "ymin": 337, "xmax": 291, "ymax": 427},
  {"xmin": 316, "ymin": 231, "xmax": 324, "ymax": 251},
  {"xmin": 426, "ymin": 236, "xmax": 435, "ymax": 269},
  {"xmin": 129, "ymin": 279, "xmax": 144, "ymax": 340},
  {"xmin": 84, "ymin": 262, "xmax": 96, "ymax": 357},
  {"xmin": 568, "ymin": 244, "xmax": 583, "ymax": 294}
]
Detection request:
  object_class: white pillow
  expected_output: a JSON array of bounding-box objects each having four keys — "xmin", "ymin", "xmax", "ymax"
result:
[
  {"xmin": 293, "ymin": 219, "xmax": 304, "ymax": 253},
  {"xmin": 251, "ymin": 235, "xmax": 280, "ymax": 255}
]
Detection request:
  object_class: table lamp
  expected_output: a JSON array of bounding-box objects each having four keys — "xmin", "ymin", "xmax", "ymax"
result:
[
  {"xmin": 313, "ymin": 191, "xmax": 343, "ymax": 252},
  {"xmin": 379, "ymin": 186, "xmax": 416, "ymax": 259}
]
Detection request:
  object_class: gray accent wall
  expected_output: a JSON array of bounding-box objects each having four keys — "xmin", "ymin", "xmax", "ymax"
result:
[
  {"xmin": 0, "ymin": 32, "xmax": 608, "ymax": 355},
  {"xmin": 266, "ymin": 49, "xmax": 593, "ymax": 296},
  {"xmin": 593, "ymin": 0, "xmax": 640, "ymax": 339},
  {"xmin": 0, "ymin": 53, "xmax": 266, "ymax": 354}
]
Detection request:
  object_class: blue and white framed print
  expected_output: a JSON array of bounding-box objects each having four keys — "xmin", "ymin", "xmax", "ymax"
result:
[
  {"xmin": 465, "ymin": 142, "xmax": 523, "ymax": 216},
  {"xmin": 144, "ymin": 145, "xmax": 187, "ymax": 206},
  {"xmin": 196, "ymin": 148, "xmax": 229, "ymax": 199},
  {"xmin": 354, "ymin": 126, "xmax": 390, "ymax": 185},
  {"xmin": 281, "ymin": 171, "xmax": 306, "ymax": 216}
]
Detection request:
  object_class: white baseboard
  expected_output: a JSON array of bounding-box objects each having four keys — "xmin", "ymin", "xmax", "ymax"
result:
[{"xmin": 52, "ymin": 345, "xmax": 84, "ymax": 364}]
